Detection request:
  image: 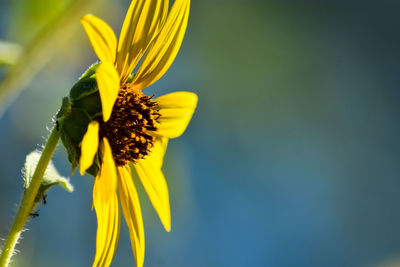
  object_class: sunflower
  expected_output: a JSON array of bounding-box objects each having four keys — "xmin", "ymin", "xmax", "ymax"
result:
[{"xmin": 74, "ymin": 0, "xmax": 196, "ymax": 266}]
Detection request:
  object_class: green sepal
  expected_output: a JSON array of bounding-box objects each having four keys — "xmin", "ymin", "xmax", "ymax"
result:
[
  {"xmin": 56, "ymin": 96, "xmax": 71, "ymax": 119},
  {"xmin": 71, "ymin": 83, "xmax": 102, "ymax": 118},
  {"xmin": 69, "ymin": 74, "xmax": 98, "ymax": 101},
  {"xmin": 58, "ymin": 107, "xmax": 91, "ymax": 174},
  {"xmin": 24, "ymin": 150, "xmax": 74, "ymax": 206},
  {"xmin": 78, "ymin": 62, "xmax": 99, "ymax": 80},
  {"xmin": 86, "ymin": 153, "xmax": 100, "ymax": 177}
]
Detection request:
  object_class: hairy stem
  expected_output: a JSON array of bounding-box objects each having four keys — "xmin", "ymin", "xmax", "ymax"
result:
[{"xmin": 0, "ymin": 127, "xmax": 60, "ymax": 267}]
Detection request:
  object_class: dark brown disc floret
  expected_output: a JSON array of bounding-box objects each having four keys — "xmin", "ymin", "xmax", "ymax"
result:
[{"xmin": 99, "ymin": 85, "xmax": 161, "ymax": 166}]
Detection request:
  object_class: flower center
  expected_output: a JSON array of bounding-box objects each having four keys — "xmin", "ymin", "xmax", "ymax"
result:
[{"xmin": 99, "ymin": 84, "xmax": 160, "ymax": 166}]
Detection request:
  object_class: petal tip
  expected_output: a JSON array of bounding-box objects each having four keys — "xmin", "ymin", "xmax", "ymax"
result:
[
  {"xmin": 102, "ymin": 111, "xmax": 111, "ymax": 122},
  {"xmin": 80, "ymin": 14, "xmax": 93, "ymax": 23},
  {"xmin": 163, "ymin": 214, "xmax": 171, "ymax": 232},
  {"xmin": 188, "ymin": 92, "xmax": 198, "ymax": 106}
]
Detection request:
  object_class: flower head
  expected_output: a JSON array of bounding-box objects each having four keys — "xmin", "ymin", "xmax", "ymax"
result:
[{"xmin": 57, "ymin": 0, "xmax": 196, "ymax": 266}]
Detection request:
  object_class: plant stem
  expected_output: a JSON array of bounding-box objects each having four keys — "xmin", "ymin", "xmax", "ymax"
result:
[{"xmin": 0, "ymin": 127, "xmax": 60, "ymax": 267}]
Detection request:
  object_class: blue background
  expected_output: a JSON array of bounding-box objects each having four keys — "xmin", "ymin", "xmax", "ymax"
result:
[{"xmin": 1, "ymin": 0, "xmax": 400, "ymax": 266}]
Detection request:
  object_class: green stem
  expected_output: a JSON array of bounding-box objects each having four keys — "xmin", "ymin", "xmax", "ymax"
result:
[{"xmin": 0, "ymin": 127, "xmax": 60, "ymax": 267}]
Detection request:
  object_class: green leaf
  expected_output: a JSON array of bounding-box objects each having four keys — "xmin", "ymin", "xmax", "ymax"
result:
[{"xmin": 24, "ymin": 150, "xmax": 73, "ymax": 204}]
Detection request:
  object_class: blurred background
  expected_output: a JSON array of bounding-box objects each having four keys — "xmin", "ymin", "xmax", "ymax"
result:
[{"xmin": 1, "ymin": 0, "xmax": 400, "ymax": 266}]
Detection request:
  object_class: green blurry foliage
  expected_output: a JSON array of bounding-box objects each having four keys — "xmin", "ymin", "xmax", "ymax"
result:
[
  {"xmin": 8, "ymin": 0, "xmax": 70, "ymax": 44},
  {"xmin": 0, "ymin": 41, "xmax": 22, "ymax": 66}
]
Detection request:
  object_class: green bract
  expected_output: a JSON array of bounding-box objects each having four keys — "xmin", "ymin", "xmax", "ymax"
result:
[
  {"xmin": 57, "ymin": 63, "xmax": 102, "ymax": 176},
  {"xmin": 24, "ymin": 150, "xmax": 74, "ymax": 206}
]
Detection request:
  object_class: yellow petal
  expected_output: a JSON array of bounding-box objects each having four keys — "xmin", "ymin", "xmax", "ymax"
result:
[
  {"xmin": 80, "ymin": 121, "xmax": 100, "ymax": 175},
  {"xmin": 92, "ymin": 138, "xmax": 119, "ymax": 266},
  {"xmin": 145, "ymin": 137, "xmax": 168, "ymax": 169},
  {"xmin": 153, "ymin": 91, "xmax": 197, "ymax": 138},
  {"xmin": 132, "ymin": 0, "xmax": 190, "ymax": 90},
  {"xmin": 92, "ymin": 180, "xmax": 120, "ymax": 267},
  {"xmin": 118, "ymin": 165, "xmax": 145, "ymax": 267},
  {"xmin": 134, "ymin": 159, "xmax": 171, "ymax": 232},
  {"xmin": 116, "ymin": 0, "xmax": 169, "ymax": 84},
  {"xmin": 96, "ymin": 138, "xmax": 118, "ymax": 203},
  {"xmin": 81, "ymin": 14, "xmax": 117, "ymax": 64},
  {"xmin": 96, "ymin": 62, "xmax": 120, "ymax": 122}
]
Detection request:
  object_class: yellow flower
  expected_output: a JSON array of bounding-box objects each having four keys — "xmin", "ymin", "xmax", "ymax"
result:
[{"xmin": 77, "ymin": 0, "xmax": 196, "ymax": 266}]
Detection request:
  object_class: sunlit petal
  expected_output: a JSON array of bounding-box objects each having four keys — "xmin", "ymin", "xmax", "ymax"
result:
[
  {"xmin": 117, "ymin": 0, "xmax": 169, "ymax": 84},
  {"xmin": 134, "ymin": 159, "xmax": 171, "ymax": 232},
  {"xmin": 92, "ymin": 180, "xmax": 120, "ymax": 267},
  {"xmin": 118, "ymin": 165, "xmax": 145, "ymax": 267},
  {"xmin": 80, "ymin": 121, "xmax": 100, "ymax": 175},
  {"xmin": 132, "ymin": 0, "xmax": 190, "ymax": 90},
  {"xmin": 91, "ymin": 138, "xmax": 119, "ymax": 266},
  {"xmin": 152, "ymin": 91, "xmax": 197, "ymax": 138},
  {"xmin": 96, "ymin": 62, "xmax": 120, "ymax": 122},
  {"xmin": 96, "ymin": 138, "xmax": 118, "ymax": 203},
  {"xmin": 81, "ymin": 14, "xmax": 117, "ymax": 64},
  {"xmin": 145, "ymin": 137, "xmax": 168, "ymax": 169}
]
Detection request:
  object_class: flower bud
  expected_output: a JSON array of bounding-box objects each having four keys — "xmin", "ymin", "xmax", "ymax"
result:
[{"xmin": 57, "ymin": 64, "xmax": 102, "ymax": 176}]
